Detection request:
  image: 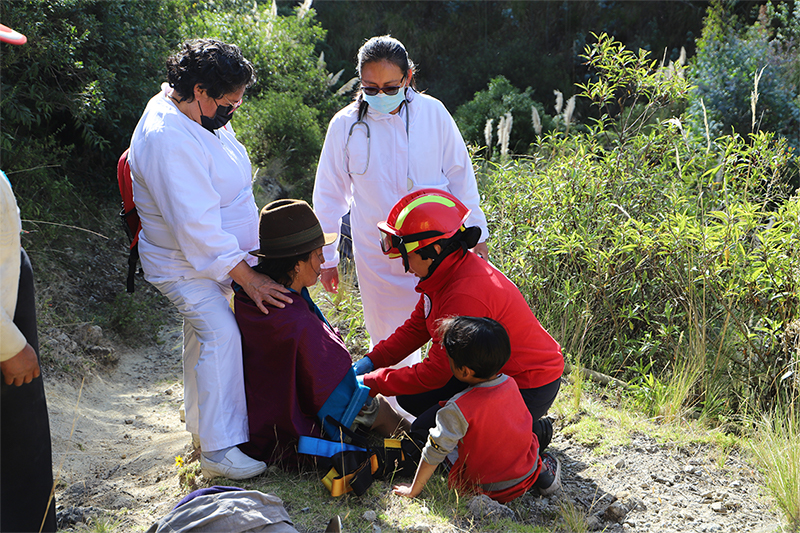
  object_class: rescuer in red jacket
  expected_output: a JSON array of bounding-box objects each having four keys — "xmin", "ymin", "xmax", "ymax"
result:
[{"xmin": 356, "ymin": 189, "xmax": 564, "ymax": 446}]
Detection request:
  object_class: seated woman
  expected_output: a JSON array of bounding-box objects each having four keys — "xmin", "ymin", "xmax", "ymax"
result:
[{"xmin": 234, "ymin": 199, "xmax": 409, "ymax": 465}]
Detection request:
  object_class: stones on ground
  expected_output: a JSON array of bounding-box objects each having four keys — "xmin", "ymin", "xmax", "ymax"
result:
[
  {"xmin": 363, "ymin": 510, "xmax": 377, "ymax": 522},
  {"xmin": 603, "ymin": 492, "xmax": 646, "ymax": 523},
  {"xmin": 587, "ymin": 514, "xmax": 605, "ymax": 530},
  {"xmin": 56, "ymin": 505, "xmax": 101, "ymax": 529},
  {"xmin": 711, "ymin": 501, "xmax": 726, "ymax": 514},
  {"xmin": 467, "ymin": 494, "xmax": 515, "ymax": 521},
  {"xmin": 75, "ymin": 324, "xmax": 104, "ymax": 345},
  {"xmin": 651, "ymin": 473, "xmax": 673, "ymax": 486},
  {"xmin": 604, "ymin": 501, "xmax": 629, "ymax": 522},
  {"xmin": 613, "ymin": 457, "xmax": 625, "ymax": 469}
]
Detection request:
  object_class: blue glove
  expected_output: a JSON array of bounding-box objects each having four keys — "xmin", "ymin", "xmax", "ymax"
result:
[{"xmin": 353, "ymin": 356, "xmax": 374, "ymax": 376}]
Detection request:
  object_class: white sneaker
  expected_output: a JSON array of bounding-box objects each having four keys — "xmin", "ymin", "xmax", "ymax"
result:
[{"xmin": 201, "ymin": 447, "xmax": 267, "ymax": 480}]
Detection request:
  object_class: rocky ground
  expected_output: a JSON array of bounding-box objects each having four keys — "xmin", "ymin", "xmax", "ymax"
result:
[{"xmin": 43, "ymin": 320, "xmax": 785, "ymax": 533}]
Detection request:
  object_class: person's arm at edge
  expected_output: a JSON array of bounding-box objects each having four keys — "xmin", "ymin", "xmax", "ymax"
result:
[{"xmin": 1, "ymin": 343, "xmax": 40, "ymax": 386}]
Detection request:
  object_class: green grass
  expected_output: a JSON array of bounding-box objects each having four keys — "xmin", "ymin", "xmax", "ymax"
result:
[{"xmin": 750, "ymin": 406, "xmax": 800, "ymax": 532}]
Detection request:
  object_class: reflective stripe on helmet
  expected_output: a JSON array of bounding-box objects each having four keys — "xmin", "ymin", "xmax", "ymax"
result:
[{"xmin": 395, "ymin": 195, "xmax": 456, "ymax": 230}]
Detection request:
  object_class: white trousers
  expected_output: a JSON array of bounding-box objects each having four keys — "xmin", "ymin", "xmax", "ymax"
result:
[{"xmin": 152, "ymin": 278, "xmax": 248, "ymax": 452}]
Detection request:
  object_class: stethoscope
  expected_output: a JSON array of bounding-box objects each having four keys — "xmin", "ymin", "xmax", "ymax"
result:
[{"xmin": 343, "ymin": 95, "xmax": 410, "ymax": 177}]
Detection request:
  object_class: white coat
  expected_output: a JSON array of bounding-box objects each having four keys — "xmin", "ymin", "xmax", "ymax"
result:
[
  {"xmin": 128, "ymin": 85, "xmax": 258, "ymax": 451},
  {"xmin": 129, "ymin": 85, "xmax": 258, "ymax": 283},
  {"xmin": 313, "ymin": 88, "xmax": 489, "ymax": 349}
]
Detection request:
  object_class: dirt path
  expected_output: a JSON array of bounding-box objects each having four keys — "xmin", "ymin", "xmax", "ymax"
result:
[
  {"xmin": 46, "ymin": 321, "xmax": 189, "ymax": 531},
  {"xmin": 42, "ymin": 320, "xmax": 787, "ymax": 532}
]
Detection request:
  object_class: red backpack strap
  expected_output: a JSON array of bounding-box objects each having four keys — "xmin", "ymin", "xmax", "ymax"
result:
[
  {"xmin": 117, "ymin": 148, "xmax": 141, "ymax": 245},
  {"xmin": 117, "ymin": 148, "xmax": 141, "ymax": 292}
]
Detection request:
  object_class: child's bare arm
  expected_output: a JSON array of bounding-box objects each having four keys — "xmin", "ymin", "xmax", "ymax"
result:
[{"xmin": 393, "ymin": 459, "xmax": 437, "ymax": 498}]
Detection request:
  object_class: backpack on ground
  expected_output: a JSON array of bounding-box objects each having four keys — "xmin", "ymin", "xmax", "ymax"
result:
[{"xmin": 117, "ymin": 148, "xmax": 141, "ymax": 293}]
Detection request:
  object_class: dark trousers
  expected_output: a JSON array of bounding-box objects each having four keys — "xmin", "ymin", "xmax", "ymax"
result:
[
  {"xmin": 1, "ymin": 249, "xmax": 57, "ymax": 532},
  {"xmin": 402, "ymin": 375, "xmax": 562, "ymax": 451}
]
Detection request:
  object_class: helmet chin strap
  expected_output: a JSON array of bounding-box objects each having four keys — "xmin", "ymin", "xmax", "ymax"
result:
[{"xmin": 416, "ymin": 226, "xmax": 482, "ymax": 281}]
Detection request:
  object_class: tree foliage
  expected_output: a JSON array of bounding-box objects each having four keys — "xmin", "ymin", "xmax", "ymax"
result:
[
  {"xmin": 453, "ymin": 76, "xmax": 556, "ymax": 158},
  {"xmin": 0, "ymin": 0, "xmax": 184, "ymax": 215},
  {"xmin": 687, "ymin": 1, "xmax": 800, "ymax": 151},
  {"xmin": 180, "ymin": 0, "xmax": 349, "ymax": 198}
]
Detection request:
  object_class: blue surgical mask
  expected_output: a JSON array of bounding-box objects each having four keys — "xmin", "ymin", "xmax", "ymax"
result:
[{"xmin": 363, "ymin": 88, "xmax": 407, "ymax": 115}]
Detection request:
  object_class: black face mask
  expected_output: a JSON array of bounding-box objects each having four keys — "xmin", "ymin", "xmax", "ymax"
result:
[{"xmin": 198, "ymin": 100, "xmax": 234, "ymax": 132}]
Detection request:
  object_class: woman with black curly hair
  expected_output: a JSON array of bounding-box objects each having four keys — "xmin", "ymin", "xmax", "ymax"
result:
[{"xmin": 128, "ymin": 39, "xmax": 292, "ymax": 480}]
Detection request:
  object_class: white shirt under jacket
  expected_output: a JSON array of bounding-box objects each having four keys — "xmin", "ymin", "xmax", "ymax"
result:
[
  {"xmin": 313, "ymin": 88, "xmax": 489, "ymax": 345},
  {"xmin": 128, "ymin": 84, "xmax": 258, "ymax": 283}
]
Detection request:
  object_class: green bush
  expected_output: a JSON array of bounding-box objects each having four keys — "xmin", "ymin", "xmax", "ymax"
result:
[
  {"xmin": 235, "ymin": 92, "xmax": 323, "ymax": 198},
  {"xmin": 482, "ymin": 34, "xmax": 799, "ymax": 419},
  {"xmin": 686, "ymin": 1, "xmax": 800, "ymax": 151},
  {"xmin": 0, "ymin": 0, "xmax": 184, "ymax": 205},
  {"xmin": 180, "ymin": 0, "xmax": 349, "ymax": 200},
  {"xmin": 454, "ymin": 76, "xmax": 555, "ymax": 158}
]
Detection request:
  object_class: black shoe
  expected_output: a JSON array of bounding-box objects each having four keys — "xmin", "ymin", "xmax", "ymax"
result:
[
  {"xmin": 533, "ymin": 451, "xmax": 561, "ymax": 496},
  {"xmin": 534, "ymin": 416, "xmax": 553, "ymax": 453}
]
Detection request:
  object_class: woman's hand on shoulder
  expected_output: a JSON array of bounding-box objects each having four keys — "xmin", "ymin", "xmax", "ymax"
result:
[{"xmin": 229, "ymin": 260, "xmax": 293, "ymax": 314}]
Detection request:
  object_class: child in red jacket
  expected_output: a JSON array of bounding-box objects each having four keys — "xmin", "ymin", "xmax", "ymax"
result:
[{"xmin": 393, "ymin": 316, "xmax": 561, "ymax": 502}]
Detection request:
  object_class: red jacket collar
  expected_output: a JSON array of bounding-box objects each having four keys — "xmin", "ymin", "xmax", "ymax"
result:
[{"xmin": 415, "ymin": 249, "xmax": 468, "ymax": 295}]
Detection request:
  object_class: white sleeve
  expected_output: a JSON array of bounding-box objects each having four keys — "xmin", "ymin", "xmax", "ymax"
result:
[
  {"xmin": 421, "ymin": 400, "xmax": 468, "ymax": 466},
  {"xmin": 0, "ymin": 176, "xmax": 26, "ymax": 361},
  {"xmin": 133, "ymin": 129, "xmax": 249, "ymax": 282},
  {"xmin": 439, "ymin": 106, "xmax": 489, "ymax": 241},
  {"xmin": 312, "ymin": 112, "xmax": 354, "ymax": 269}
]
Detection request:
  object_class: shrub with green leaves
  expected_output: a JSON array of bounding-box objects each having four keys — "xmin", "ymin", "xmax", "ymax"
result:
[
  {"xmin": 454, "ymin": 76, "xmax": 555, "ymax": 157},
  {"xmin": 686, "ymin": 1, "xmax": 800, "ymax": 152},
  {"xmin": 0, "ymin": 0, "xmax": 184, "ymax": 204},
  {"xmin": 482, "ymin": 33, "xmax": 799, "ymax": 419}
]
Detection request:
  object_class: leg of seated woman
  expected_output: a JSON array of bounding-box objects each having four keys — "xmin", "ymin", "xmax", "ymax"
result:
[{"xmin": 369, "ymin": 395, "xmax": 411, "ymax": 437}]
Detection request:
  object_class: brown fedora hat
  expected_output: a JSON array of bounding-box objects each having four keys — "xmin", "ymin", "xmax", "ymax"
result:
[{"xmin": 250, "ymin": 199, "xmax": 336, "ymax": 258}]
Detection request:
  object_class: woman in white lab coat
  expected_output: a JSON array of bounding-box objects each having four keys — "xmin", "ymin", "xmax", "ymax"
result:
[
  {"xmin": 313, "ymin": 35, "xmax": 489, "ymax": 373},
  {"xmin": 129, "ymin": 39, "xmax": 291, "ymax": 480}
]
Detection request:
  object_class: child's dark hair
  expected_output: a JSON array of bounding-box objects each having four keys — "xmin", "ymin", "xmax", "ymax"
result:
[{"xmin": 438, "ymin": 316, "xmax": 510, "ymax": 379}]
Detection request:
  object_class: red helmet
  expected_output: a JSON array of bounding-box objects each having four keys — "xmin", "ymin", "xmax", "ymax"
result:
[{"xmin": 377, "ymin": 189, "xmax": 471, "ymax": 261}]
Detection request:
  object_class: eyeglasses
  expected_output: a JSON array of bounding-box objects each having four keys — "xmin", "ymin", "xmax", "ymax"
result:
[
  {"xmin": 219, "ymin": 95, "xmax": 243, "ymax": 114},
  {"xmin": 360, "ymin": 85, "xmax": 404, "ymax": 97}
]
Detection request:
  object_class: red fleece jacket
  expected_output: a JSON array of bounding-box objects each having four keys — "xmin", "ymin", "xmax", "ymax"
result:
[{"xmin": 362, "ymin": 250, "xmax": 564, "ymax": 397}]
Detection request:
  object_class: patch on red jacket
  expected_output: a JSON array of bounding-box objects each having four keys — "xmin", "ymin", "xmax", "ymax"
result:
[{"xmin": 423, "ymin": 294, "xmax": 431, "ymax": 318}]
